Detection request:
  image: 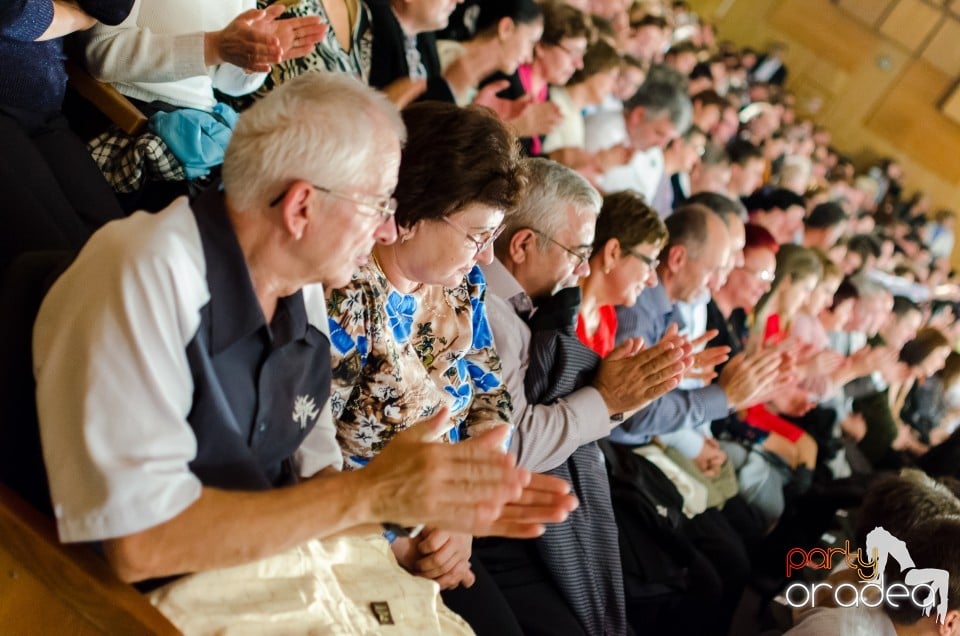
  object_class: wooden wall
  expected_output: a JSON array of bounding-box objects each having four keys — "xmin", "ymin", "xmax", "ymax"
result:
[{"xmin": 692, "ymin": 0, "xmax": 960, "ymax": 217}]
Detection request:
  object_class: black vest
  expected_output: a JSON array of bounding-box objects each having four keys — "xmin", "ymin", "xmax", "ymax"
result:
[{"xmin": 184, "ymin": 190, "xmax": 332, "ymax": 491}]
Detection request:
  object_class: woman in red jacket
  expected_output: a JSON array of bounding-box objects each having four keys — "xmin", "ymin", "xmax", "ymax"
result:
[{"xmin": 577, "ymin": 190, "xmax": 667, "ymax": 357}]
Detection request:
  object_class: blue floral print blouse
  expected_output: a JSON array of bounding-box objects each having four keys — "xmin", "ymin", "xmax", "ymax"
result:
[{"xmin": 327, "ymin": 263, "xmax": 513, "ymax": 469}]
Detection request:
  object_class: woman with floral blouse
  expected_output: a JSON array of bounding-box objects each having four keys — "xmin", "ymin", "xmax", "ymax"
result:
[
  {"xmin": 327, "ymin": 101, "xmax": 525, "ymax": 470},
  {"xmin": 325, "ymin": 101, "xmax": 529, "ymax": 633}
]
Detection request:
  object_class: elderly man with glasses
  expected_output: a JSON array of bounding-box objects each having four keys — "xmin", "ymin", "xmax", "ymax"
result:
[{"xmin": 477, "ymin": 157, "xmax": 691, "ymax": 635}]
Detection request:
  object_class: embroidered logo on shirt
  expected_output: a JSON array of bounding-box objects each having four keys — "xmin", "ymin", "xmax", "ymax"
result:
[{"xmin": 292, "ymin": 395, "xmax": 320, "ymax": 430}]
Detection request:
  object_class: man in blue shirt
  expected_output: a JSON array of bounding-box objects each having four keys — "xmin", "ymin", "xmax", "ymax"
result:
[{"xmin": 613, "ymin": 203, "xmax": 782, "ymax": 444}]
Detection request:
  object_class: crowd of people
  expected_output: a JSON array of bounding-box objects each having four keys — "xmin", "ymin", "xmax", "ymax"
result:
[{"xmin": 3, "ymin": 0, "xmax": 960, "ymax": 634}]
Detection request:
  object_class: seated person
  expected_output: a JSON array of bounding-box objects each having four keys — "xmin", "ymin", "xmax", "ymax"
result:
[
  {"xmin": 746, "ymin": 243, "xmax": 822, "ymax": 475},
  {"xmin": 914, "ymin": 352, "xmax": 960, "ymax": 477},
  {"xmin": 326, "ymin": 102, "xmax": 576, "ymax": 633},
  {"xmin": 481, "ymin": 157, "xmax": 688, "ymax": 635},
  {"xmin": 436, "ymin": 0, "xmax": 543, "ymax": 107},
  {"xmin": 366, "ymin": 0, "xmax": 463, "ymax": 106},
  {"xmin": 577, "ymin": 190, "xmax": 666, "ymax": 357},
  {"xmin": 597, "ymin": 73, "xmax": 692, "ymax": 202},
  {"xmin": 848, "ymin": 297, "xmax": 926, "ymax": 466},
  {"xmin": 247, "ymin": 0, "xmax": 375, "ymax": 105},
  {"xmin": 857, "ymin": 327, "xmax": 951, "ymax": 468},
  {"xmin": 32, "ymin": 73, "xmax": 572, "ymax": 631},
  {"xmin": 543, "ymin": 39, "xmax": 627, "ymax": 180},
  {"xmin": 0, "ymin": 0, "xmax": 132, "ymax": 269},
  {"xmin": 649, "ymin": 125, "xmax": 708, "ymax": 216},
  {"xmin": 707, "ymin": 224, "xmax": 813, "ymax": 527},
  {"xmin": 897, "ymin": 331, "xmax": 955, "ymax": 451},
  {"xmin": 585, "ymin": 196, "xmax": 753, "ymax": 636},
  {"xmin": 744, "ymin": 186, "xmax": 807, "ymax": 245},
  {"xmin": 328, "ymin": 102, "xmax": 522, "ymax": 466},
  {"xmin": 614, "ymin": 205, "xmax": 783, "ymax": 448},
  {"xmin": 84, "ymin": 0, "xmax": 324, "ymax": 111},
  {"xmin": 483, "ymin": 0, "xmax": 592, "ymax": 155}
]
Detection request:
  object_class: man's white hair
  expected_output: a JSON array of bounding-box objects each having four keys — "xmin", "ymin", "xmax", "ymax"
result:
[{"xmin": 222, "ymin": 73, "xmax": 406, "ymax": 211}]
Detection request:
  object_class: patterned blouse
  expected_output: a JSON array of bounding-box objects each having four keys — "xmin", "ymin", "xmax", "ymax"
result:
[
  {"xmin": 327, "ymin": 263, "xmax": 513, "ymax": 469},
  {"xmin": 236, "ymin": 0, "xmax": 372, "ymax": 109}
]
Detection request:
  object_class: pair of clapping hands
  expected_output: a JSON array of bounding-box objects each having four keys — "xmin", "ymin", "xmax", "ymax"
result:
[
  {"xmin": 608, "ymin": 324, "xmax": 807, "ymax": 416},
  {"xmin": 592, "ymin": 323, "xmax": 730, "ymax": 416},
  {"xmin": 204, "ymin": 3, "xmax": 328, "ymax": 72},
  {"xmin": 357, "ymin": 409, "xmax": 578, "ymax": 589}
]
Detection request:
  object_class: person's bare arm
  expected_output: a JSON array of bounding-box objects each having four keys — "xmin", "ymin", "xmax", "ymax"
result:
[
  {"xmin": 36, "ymin": 1, "xmax": 96, "ymax": 40},
  {"xmin": 381, "ymin": 77, "xmax": 428, "ymax": 107},
  {"xmin": 103, "ymin": 417, "xmax": 575, "ymax": 582},
  {"xmin": 103, "ymin": 472, "xmax": 377, "ymax": 582}
]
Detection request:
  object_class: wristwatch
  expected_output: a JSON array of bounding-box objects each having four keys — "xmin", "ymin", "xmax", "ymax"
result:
[{"xmin": 382, "ymin": 523, "xmax": 424, "ymax": 543}]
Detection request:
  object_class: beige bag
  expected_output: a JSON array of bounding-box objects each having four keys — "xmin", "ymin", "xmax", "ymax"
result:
[
  {"xmin": 149, "ymin": 534, "xmax": 474, "ymax": 635},
  {"xmin": 664, "ymin": 445, "xmax": 740, "ymax": 510},
  {"xmin": 633, "ymin": 444, "xmax": 709, "ymax": 518}
]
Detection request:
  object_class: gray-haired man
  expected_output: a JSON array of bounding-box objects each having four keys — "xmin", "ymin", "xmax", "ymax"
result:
[{"xmin": 478, "ymin": 158, "xmax": 688, "ymax": 635}]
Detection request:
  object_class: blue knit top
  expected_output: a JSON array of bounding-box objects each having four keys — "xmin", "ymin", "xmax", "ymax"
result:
[{"xmin": 0, "ymin": 0, "xmax": 132, "ymax": 114}]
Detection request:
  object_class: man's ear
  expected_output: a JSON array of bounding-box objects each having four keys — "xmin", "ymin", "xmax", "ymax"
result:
[
  {"xmin": 508, "ymin": 228, "xmax": 536, "ymax": 264},
  {"xmin": 665, "ymin": 243, "xmax": 686, "ymax": 273},
  {"xmin": 497, "ymin": 17, "xmax": 516, "ymax": 41},
  {"xmin": 279, "ymin": 180, "xmax": 314, "ymax": 240},
  {"xmin": 627, "ymin": 105, "xmax": 647, "ymax": 129},
  {"xmin": 938, "ymin": 608, "xmax": 960, "ymax": 636}
]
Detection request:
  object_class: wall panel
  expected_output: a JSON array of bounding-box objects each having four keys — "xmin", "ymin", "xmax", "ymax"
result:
[
  {"xmin": 692, "ymin": 0, "xmax": 960, "ymax": 267},
  {"xmin": 879, "ymin": 0, "xmax": 943, "ymax": 53}
]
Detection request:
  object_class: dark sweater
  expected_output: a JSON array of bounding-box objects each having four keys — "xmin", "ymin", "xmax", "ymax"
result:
[
  {"xmin": 365, "ymin": 0, "xmax": 454, "ymax": 103},
  {"xmin": 0, "ymin": 0, "xmax": 132, "ymax": 114}
]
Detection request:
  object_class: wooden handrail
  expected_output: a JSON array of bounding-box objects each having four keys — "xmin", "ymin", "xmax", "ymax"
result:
[
  {"xmin": 64, "ymin": 58, "xmax": 148, "ymax": 136},
  {"xmin": 0, "ymin": 483, "xmax": 178, "ymax": 634}
]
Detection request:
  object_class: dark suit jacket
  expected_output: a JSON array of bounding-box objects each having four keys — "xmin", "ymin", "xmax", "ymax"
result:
[
  {"xmin": 670, "ymin": 172, "xmax": 687, "ymax": 208},
  {"xmin": 366, "ymin": 0, "xmax": 455, "ymax": 102},
  {"xmin": 750, "ymin": 55, "xmax": 788, "ymax": 86}
]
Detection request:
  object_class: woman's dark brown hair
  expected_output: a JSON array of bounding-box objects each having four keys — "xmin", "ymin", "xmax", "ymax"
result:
[
  {"xmin": 539, "ymin": 0, "xmax": 593, "ymax": 46},
  {"xmin": 568, "ymin": 40, "xmax": 621, "ymax": 86},
  {"xmin": 591, "ymin": 191, "xmax": 668, "ymax": 256},
  {"xmin": 900, "ymin": 327, "xmax": 950, "ymax": 368},
  {"xmin": 394, "ymin": 102, "xmax": 526, "ymax": 229}
]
